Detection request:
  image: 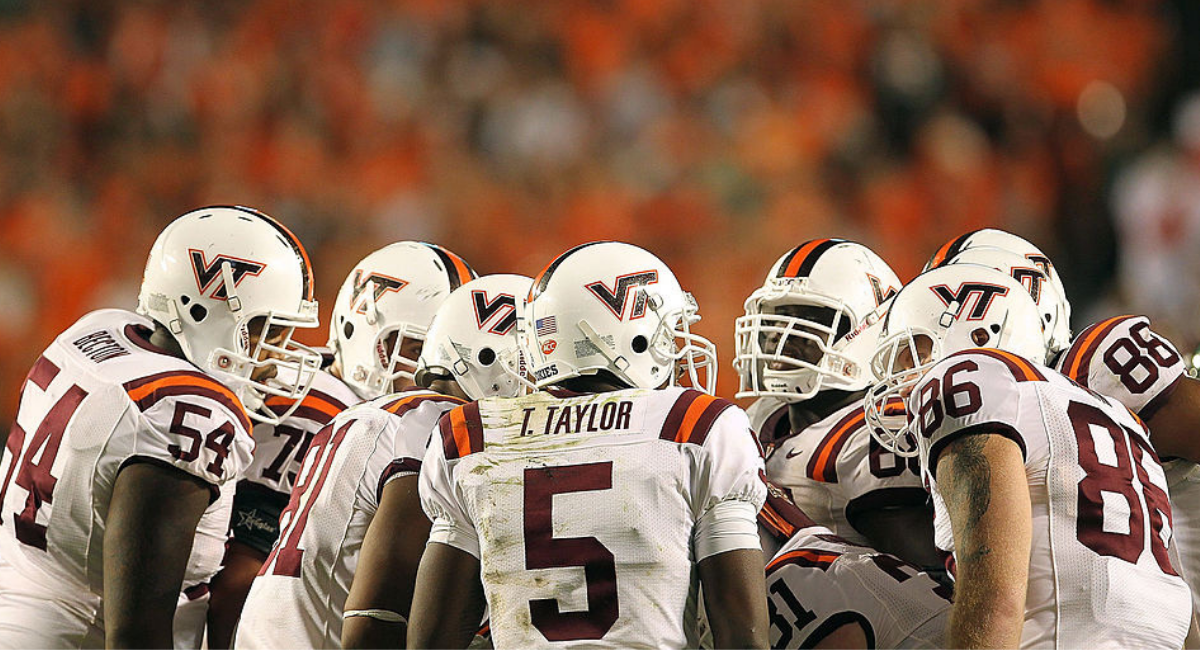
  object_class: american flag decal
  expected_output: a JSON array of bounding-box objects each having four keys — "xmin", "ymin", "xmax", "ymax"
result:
[{"xmin": 536, "ymin": 316, "xmax": 557, "ymax": 336}]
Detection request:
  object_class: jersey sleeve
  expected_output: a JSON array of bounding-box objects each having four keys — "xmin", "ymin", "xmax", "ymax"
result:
[
  {"xmin": 914, "ymin": 350, "xmax": 1037, "ymax": 478},
  {"xmin": 379, "ymin": 393, "xmax": 466, "ymax": 500},
  {"xmin": 419, "ymin": 413, "xmax": 480, "ymax": 558},
  {"xmin": 1055, "ymin": 315, "xmax": 1184, "ymax": 416},
  {"xmin": 123, "ymin": 370, "xmax": 255, "ymax": 489},
  {"xmin": 690, "ymin": 405, "xmax": 769, "ymax": 561}
]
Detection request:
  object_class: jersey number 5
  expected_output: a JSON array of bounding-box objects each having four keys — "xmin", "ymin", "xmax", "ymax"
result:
[{"xmin": 524, "ymin": 462, "xmax": 619, "ymax": 641}]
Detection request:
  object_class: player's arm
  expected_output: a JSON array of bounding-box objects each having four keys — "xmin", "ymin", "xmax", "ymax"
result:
[
  {"xmin": 698, "ymin": 548, "xmax": 769, "ymax": 649},
  {"xmin": 342, "ymin": 474, "xmax": 431, "ymax": 649},
  {"xmin": 205, "ymin": 539, "xmax": 267, "ymax": 648},
  {"xmin": 1139, "ymin": 376, "xmax": 1200, "ymax": 461},
  {"xmin": 407, "ymin": 541, "xmax": 486, "ymax": 649},
  {"xmin": 811, "ymin": 621, "xmax": 869, "ymax": 649},
  {"xmin": 935, "ymin": 433, "xmax": 1031, "ymax": 648},
  {"xmin": 103, "ymin": 460, "xmax": 213, "ymax": 649}
]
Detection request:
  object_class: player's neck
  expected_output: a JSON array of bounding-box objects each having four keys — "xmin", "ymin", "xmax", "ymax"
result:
[
  {"xmin": 552, "ymin": 372, "xmax": 631, "ymax": 395},
  {"xmin": 787, "ymin": 388, "xmax": 865, "ymax": 431}
]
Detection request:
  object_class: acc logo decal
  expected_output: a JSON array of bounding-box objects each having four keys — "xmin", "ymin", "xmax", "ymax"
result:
[
  {"xmin": 930, "ymin": 282, "xmax": 1009, "ymax": 321},
  {"xmin": 350, "ymin": 271, "xmax": 407, "ymax": 314},
  {"xmin": 541, "ymin": 340, "xmax": 558, "ymax": 355},
  {"xmin": 190, "ymin": 249, "xmax": 266, "ymax": 300},
  {"xmin": 585, "ymin": 271, "xmax": 659, "ymax": 320},
  {"xmin": 472, "ymin": 291, "xmax": 518, "ymax": 335},
  {"xmin": 867, "ymin": 274, "xmax": 898, "ymax": 307}
]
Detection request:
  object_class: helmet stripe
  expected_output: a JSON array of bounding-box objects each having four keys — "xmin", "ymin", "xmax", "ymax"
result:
[
  {"xmin": 927, "ymin": 231, "xmax": 979, "ymax": 271},
  {"xmin": 227, "ymin": 206, "xmax": 315, "ymax": 301},
  {"xmin": 779, "ymin": 238, "xmax": 843, "ymax": 278},
  {"xmin": 530, "ymin": 241, "xmax": 608, "ymax": 301},
  {"xmin": 423, "ymin": 244, "xmax": 476, "ymax": 290}
]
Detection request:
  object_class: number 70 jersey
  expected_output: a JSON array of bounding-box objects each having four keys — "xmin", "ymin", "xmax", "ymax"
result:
[
  {"xmin": 911, "ymin": 348, "xmax": 1191, "ymax": 649},
  {"xmin": 420, "ymin": 387, "xmax": 768, "ymax": 649}
]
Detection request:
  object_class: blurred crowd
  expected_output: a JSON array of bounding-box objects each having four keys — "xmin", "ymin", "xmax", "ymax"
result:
[{"xmin": 1, "ymin": 0, "xmax": 1198, "ymax": 425}]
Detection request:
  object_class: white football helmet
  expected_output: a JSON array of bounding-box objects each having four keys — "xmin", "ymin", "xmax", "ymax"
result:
[
  {"xmin": 328, "ymin": 242, "xmax": 476, "ymax": 401},
  {"xmin": 524, "ymin": 241, "xmax": 717, "ymax": 393},
  {"xmin": 415, "ymin": 274, "xmax": 534, "ymax": 400},
  {"xmin": 924, "ymin": 228, "xmax": 1071, "ymax": 355},
  {"xmin": 734, "ymin": 239, "xmax": 900, "ymax": 401},
  {"xmin": 865, "ymin": 265, "xmax": 1047, "ymax": 456},
  {"xmin": 138, "ymin": 205, "xmax": 323, "ymax": 423}
]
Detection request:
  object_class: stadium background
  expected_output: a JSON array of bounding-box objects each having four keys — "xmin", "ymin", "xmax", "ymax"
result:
[{"xmin": 1, "ymin": 0, "xmax": 1199, "ymax": 428}]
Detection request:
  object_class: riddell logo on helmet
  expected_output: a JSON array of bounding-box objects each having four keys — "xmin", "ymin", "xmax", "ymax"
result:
[
  {"xmin": 930, "ymin": 282, "xmax": 1009, "ymax": 320},
  {"xmin": 350, "ymin": 271, "xmax": 407, "ymax": 314},
  {"xmin": 472, "ymin": 291, "xmax": 518, "ymax": 335},
  {"xmin": 585, "ymin": 271, "xmax": 659, "ymax": 320},
  {"xmin": 189, "ymin": 249, "xmax": 267, "ymax": 300}
]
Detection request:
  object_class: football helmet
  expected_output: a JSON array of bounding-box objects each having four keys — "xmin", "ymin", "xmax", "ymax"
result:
[
  {"xmin": 924, "ymin": 228, "xmax": 1070, "ymax": 354},
  {"xmin": 328, "ymin": 241, "xmax": 475, "ymax": 401},
  {"xmin": 935, "ymin": 246, "xmax": 1071, "ymax": 361},
  {"xmin": 415, "ymin": 274, "xmax": 534, "ymax": 400},
  {"xmin": 138, "ymin": 205, "xmax": 322, "ymax": 423},
  {"xmin": 524, "ymin": 241, "xmax": 717, "ymax": 393},
  {"xmin": 734, "ymin": 239, "xmax": 900, "ymax": 401},
  {"xmin": 865, "ymin": 265, "xmax": 1047, "ymax": 456}
]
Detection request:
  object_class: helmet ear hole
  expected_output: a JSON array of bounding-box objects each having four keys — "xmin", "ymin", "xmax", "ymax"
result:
[
  {"xmin": 971, "ymin": 327, "xmax": 991, "ymax": 346},
  {"xmin": 631, "ymin": 335, "xmax": 649, "ymax": 353},
  {"xmin": 180, "ymin": 295, "xmax": 191, "ymax": 305},
  {"xmin": 343, "ymin": 322, "xmax": 354, "ymax": 339},
  {"xmin": 478, "ymin": 348, "xmax": 496, "ymax": 366},
  {"xmin": 189, "ymin": 304, "xmax": 208, "ymax": 322}
]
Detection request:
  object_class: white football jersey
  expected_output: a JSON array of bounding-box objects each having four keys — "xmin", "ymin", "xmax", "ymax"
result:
[
  {"xmin": 235, "ymin": 389, "xmax": 465, "ymax": 649},
  {"xmin": 752, "ymin": 398, "xmax": 924, "ymax": 546},
  {"xmin": 421, "ymin": 387, "xmax": 767, "ymax": 650},
  {"xmin": 915, "ymin": 348, "xmax": 1191, "ymax": 649},
  {"xmin": 765, "ymin": 525, "xmax": 950, "ymax": 649},
  {"xmin": 0, "ymin": 310, "xmax": 253, "ymax": 647},
  {"xmin": 1053, "ymin": 314, "xmax": 1200, "ymax": 619}
]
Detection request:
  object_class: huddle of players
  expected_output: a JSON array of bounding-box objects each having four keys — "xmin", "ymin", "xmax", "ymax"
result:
[{"xmin": 0, "ymin": 204, "xmax": 1197, "ymax": 649}]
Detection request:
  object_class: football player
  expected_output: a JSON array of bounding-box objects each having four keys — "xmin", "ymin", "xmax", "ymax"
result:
[
  {"xmin": 341, "ymin": 273, "xmax": 534, "ymax": 648},
  {"xmin": 929, "ymin": 228, "xmax": 1200, "ymax": 623},
  {"xmin": 232, "ymin": 245, "xmax": 478, "ymax": 649},
  {"xmin": 759, "ymin": 484, "xmax": 950, "ymax": 649},
  {"xmin": 0, "ymin": 206, "xmax": 320, "ymax": 649},
  {"xmin": 205, "ymin": 241, "xmax": 473, "ymax": 646},
  {"xmin": 867, "ymin": 264, "xmax": 1190, "ymax": 648},
  {"xmin": 409, "ymin": 242, "xmax": 768, "ymax": 649},
  {"xmin": 734, "ymin": 239, "xmax": 939, "ymax": 571}
]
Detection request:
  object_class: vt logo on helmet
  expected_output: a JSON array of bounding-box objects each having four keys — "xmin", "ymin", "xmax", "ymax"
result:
[
  {"xmin": 472, "ymin": 291, "xmax": 518, "ymax": 335},
  {"xmin": 586, "ymin": 271, "xmax": 659, "ymax": 320},
  {"xmin": 349, "ymin": 271, "xmax": 408, "ymax": 315},
  {"xmin": 929, "ymin": 282, "xmax": 1009, "ymax": 320},
  {"xmin": 190, "ymin": 250, "xmax": 267, "ymax": 301}
]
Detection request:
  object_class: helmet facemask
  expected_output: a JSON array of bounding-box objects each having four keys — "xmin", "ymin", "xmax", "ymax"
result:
[
  {"xmin": 865, "ymin": 327, "xmax": 940, "ymax": 458},
  {"xmin": 735, "ymin": 278, "xmax": 876, "ymax": 402}
]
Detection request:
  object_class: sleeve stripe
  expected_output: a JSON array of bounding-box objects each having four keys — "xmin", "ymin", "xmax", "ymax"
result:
[
  {"xmin": 957, "ymin": 348, "xmax": 1047, "ymax": 383},
  {"xmin": 674, "ymin": 397, "xmax": 732, "ymax": 445},
  {"xmin": 758, "ymin": 502, "xmax": 795, "ymax": 541},
  {"xmin": 123, "ymin": 371, "xmax": 249, "ymax": 431},
  {"xmin": 27, "ymin": 355, "xmax": 60, "ymax": 391},
  {"xmin": 442, "ymin": 402, "xmax": 486, "ymax": 459},
  {"xmin": 376, "ymin": 457, "xmax": 423, "ymax": 503},
  {"xmin": 765, "ymin": 548, "xmax": 841, "ymax": 573},
  {"xmin": 1062, "ymin": 315, "xmax": 1131, "ymax": 383},
  {"xmin": 660, "ymin": 389, "xmax": 703, "ymax": 441}
]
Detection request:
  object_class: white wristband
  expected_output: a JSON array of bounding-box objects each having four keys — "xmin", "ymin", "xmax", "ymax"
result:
[{"xmin": 343, "ymin": 609, "xmax": 408, "ymax": 625}]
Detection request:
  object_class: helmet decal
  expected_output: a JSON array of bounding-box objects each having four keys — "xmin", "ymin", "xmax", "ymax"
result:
[
  {"xmin": 472, "ymin": 291, "xmax": 518, "ymax": 335},
  {"xmin": 349, "ymin": 270, "xmax": 408, "ymax": 314},
  {"xmin": 867, "ymin": 273, "xmax": 899, "ymax": 306},
  {"xmin": 930, "ymin": 282, "xmax": 1010, "ymax": 320},
  {"xmin": 585, "ymin": 270, "xmax": 659, "ymax": 320},
  {"xmin": 188, "ymin": 249, "xmax": 267, "ymax": 301}
]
